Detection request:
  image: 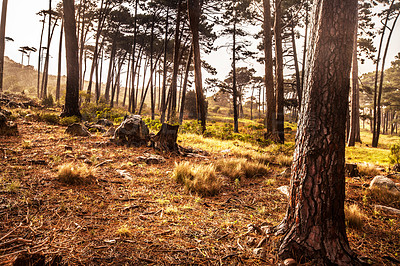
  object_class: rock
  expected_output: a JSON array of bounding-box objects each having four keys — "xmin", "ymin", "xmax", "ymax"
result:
[
  {"xmin": 96, "ymin": 118, "xmax": 114, "ymax": 127},
  {"xmin": 374, "ymin": 205, "xmax": 400, "ymax": 216},
  {"xmin": 345, "ymin": 163, "xmax": 359, "ymax": 177},
  {"xmin": 220, "ymin": 149, "xmax": 231, "ymax": 153},
  {"xmin": 370, "ymin": 176, "xmax": 400, "ymax": 195},
  {"xmin": 84, "ymin": 122, "xmax": 106, "ymax": 133},
  {"xmin": 253, "ymin": 247, "xmax": 266, "ymax": 259},
  {"xmin": 283, "ymin": 258, "xmax": 297, "ymax": 266},
  {"xmin": 392, "ymin": 163, "xmax": 400, "ymax": 172},
  {"xmin": 137, "ymin": 153, "xmax": 166, "ymax": 164},
  {"xmin": 277, "ymin": 185, "xmax": 290, "ymax": 198},
  {"xmin": 65, "ymin": 123, "xmax": 91, "ymax": 137},
  {"xmin": 116, "ymin": 169, "xmax": 133, "ymax": 180},
  {"xmin": 113, "ymin": 115, "xmax": 149, "ymax": 146}
]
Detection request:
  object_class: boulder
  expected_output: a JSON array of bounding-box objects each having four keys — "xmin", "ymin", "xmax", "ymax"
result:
[
  {"xmin": 369, "ymin": 176, "xmax": 400, "ymax": 195},
  {"xmin": 137, "ymin": 153, "xmax": 166, "ymax": 164},
  {"xmin": 96, "ymin": 118, "xmax": 114, "ymax": 127},
  {"xmin": 112, "ymin": 115, "xmax": 149, "ymax": 146},
  {"xmin": 65, "ymin": 123, "xmax": 91, "ymax": 137}
]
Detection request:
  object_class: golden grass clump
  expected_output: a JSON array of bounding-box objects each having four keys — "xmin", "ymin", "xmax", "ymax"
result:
[
  {"xmin": 172, "ymin": 161, "xmax": 222, "ymax": 196},
  {"xmin": 58, "ymin": 163, "xmax": 95, "ymax": 185},
  {"xmin": 116, "ymin": 224, "xmax": 132, "ymax": 236},
  {"xmin": 345, "ymin": 204, "xmax": 365, "ymax": 229},
  {"xmin": 215, "ymin": 158, "xmax": 269, "ymax": 180},
  {"xmin": 357, "ymin": 163, "xmax": 382, "ymax": 177}
]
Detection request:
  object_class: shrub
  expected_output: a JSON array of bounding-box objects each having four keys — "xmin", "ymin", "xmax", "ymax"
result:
[
  {"xmin": 389, "ymin": 142, "xmax": 400, "ymax": 165},
  {"xmin": 60, "ymin": 116, "xmax": 81, "ymax": 126},
  {"xmin": 365, "ymin": 187, "xmax": 400, "ymax": 209},
  {"xmin": 215, "ymin": 158, "xmax": 269, "ymax": 180},
  {"xmin": 345, "ymin": 204, "xmax": 365, "ymax": 229},
  {"xmin": 58, "ymin": 163, "xmax": 95, "ymax": 185},
  {"xmin": 41, "ymin": 94, "xmax": 54, "ymax": 107},
  {"xmin": 172, "ymin": 161, "xmax": 222, "ymax": 196},
  {"xmin": 144, "ymin": 118, "xmax": 162, "ymax": 132},
  {"xmin": 39, "ymin": 112, "xmax": 60, "ymax": 125},
  {"xmin": 358, "ymin": 163, "xmax": 382, "ymax": 177}
]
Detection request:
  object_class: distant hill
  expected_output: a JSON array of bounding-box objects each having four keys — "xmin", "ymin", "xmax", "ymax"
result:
[{"xmin": 3, "ymin": 56, "xmax": 66, "ymax": 99}]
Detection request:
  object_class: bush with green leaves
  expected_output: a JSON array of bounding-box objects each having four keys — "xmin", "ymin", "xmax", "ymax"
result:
[
  {"xmin": 389, "ymin": 142, "xmax": 400, "ymax": 165},
  {"xmin": 60, "ymin": 116, "xmax": 81, "ymax": 126},
  {"xmin": 144, "ymin": 118, "xmax": 162, "ymax": 132},
  {"xmin": 39, "ymin": 112, "xmax": 60, "ymax": 124}
]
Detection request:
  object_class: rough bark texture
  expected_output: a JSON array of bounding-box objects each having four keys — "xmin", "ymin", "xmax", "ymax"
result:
[
  {"xmin": 61, "ymin": 0, "xmax": 81, "ymax": 118},
  {"xmin": 152, "ymin": 123, "xmax": 179, "ymax": 153},
  {"xmin": 187, "ymin": 0, "xmax": 206, "ymax": 132},
  {"xmin": 276, "ymin": 1, "xmax": 361, "ymax": 264}
]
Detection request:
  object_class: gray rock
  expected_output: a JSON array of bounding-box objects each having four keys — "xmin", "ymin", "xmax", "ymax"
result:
[
  {"xmin": 253, "ymin": 247, "xmax": 266, "ymax": 259},
  {"xmin": 137, "ymin": 153, "xmax": 166, "ymax": 164},
  {"xmin": 277, "ymin": 185, "xmax": 290, "ymax": 197},
  {"xmin": 65, "ymin": 123, "xmax": 91, "ymax": 137},
  {"xmin": 113, "ymin": 115, "xmax": 149, "ymax": 146},
  {"xmin": 370, "ymin": 176, "xmax": 400, "ymax": 195}
]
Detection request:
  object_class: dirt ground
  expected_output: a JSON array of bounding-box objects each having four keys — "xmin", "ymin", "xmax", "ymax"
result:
[{"xmin": 1, "ymin": 117, "xmax": 399, "ymax": 265}]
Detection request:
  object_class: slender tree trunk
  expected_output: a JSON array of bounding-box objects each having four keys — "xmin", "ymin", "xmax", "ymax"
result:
[
  {"xmin": 150, "ymin": 13, "xmax": 155, "ymax": 119},
  {"xmin": 274, "ymin": 0, "xmax": 284, "ymax": 143},
  {"xmin": 187, "ymin": 0, "xmax": 206, "ymax": 132},
  {"xmin": 348, "ymin": 10, "xmax": 361, "ymax": 146},
  {"xmin": 179, "ymin": 45, "xmax": 193, "ymax": 124},
  {"xmin": 56, "ymin": 20, "xmax": 64, "ymax": 102},
  {"xmin": 275, "ymin": 0, "xmax": 361, "ymax": 264},
  {"xmin": 37, "ymin": 14, "xmax": 47, "ymax": 97},
  {"xmin": 232, "ymin": 10, "xmax": 239, "ymax": 133},
  {"xmin": 372, "ymin": 0, "xmax": 396, "ymax": 147},
  {"xmin": 61, "ymin": 0, "xmax": 81, "ymax": 118},
  {"xmin": 263, "ymin": 0, "xmax": 275, "ymax": 135},
  {"xmin": 0, "ymin": 0, "xmax": 8, "ymax": 92},
  {"xmin": 160, "ymin": 7, "xmax": 169, "ymax": 122},
  {"xmin": 105, "ymin": 39, "xmax": 116, "ymax": 103},
  {"xmin": 41, "ymin": 0, "xmax": 53, "ymax": 98},
  {"xmin": 169, "ymin": 0, "xmax": 182, "ymax": 121},
  {"xmin": 374, "ymin": 8, "xmax": 400, "ymax": 146},
  {"xmin": 290, "ymin": 19, "xmax": 301, "ymax": 109}
]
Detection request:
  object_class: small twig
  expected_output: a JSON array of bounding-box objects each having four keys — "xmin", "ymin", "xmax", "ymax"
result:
[
  {"xmin": 0, "ymin": 223, "xmax": 22, "ymax": 242},
  {"xmin": 221, "ymin": 253, "xmax": 238, "ymax": 260},
  {"xmin": 0, "ymin": 238, "xmax": 33, "ymax": 248},
  {"xmin": 94, "ymin": 160, "xmax": 113, "ymax": 168}
]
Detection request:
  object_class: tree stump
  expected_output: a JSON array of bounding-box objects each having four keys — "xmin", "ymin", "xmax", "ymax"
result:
[
  {"xmin": 0, "ymin": 112, "xmax": 18, "ymax": 136},
  {"xmin": 152, "ymin": 123, "xmax": 180, "ymax": 152}
]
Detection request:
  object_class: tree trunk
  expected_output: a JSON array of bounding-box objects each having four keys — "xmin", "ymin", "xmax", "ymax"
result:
[
  {"xmin": 169, "ymin": 0, "xmax": 182, "ymax": 122},
  {"xmin": 61, "ymin": 0, "xmax": 81, "ymax": 118},
  {"xmin": 56, "ymin": 20, "xmax": 64, "ymax": 102},
  {"xmin": 0, "ymin": 0, "xmax": 8, "ymax": 92},
  {"xmin": 152, "ymin": 123, "xmax": 180, "ymax": 153},
  {"xmin": 274, "ymin": 0, "xmax": 284, "ymax": 143},
  {"xmin": 104, "ymin": 40, "xmax": 116, "ymax": 103},
  {"xmin": 160, "ymin": 7, "xmax": 169, "ymax": 123},
  {"xmin": 41, "ymin": 0, "xmax": 53, "ymax": 99},
  {"xmin": 187, "ymin": 0, "xmax": 206, "ymax": 132},
  {"xmin": 275, "ymin": 0, "xmax": 361, "ymax": 264},
  {"xmin": 150, "ymin": 13, "xmax": 155, "ymax": 120},
  {"xmin": 263, "ymin": 0, "xmax": 276, "ymax": 135},
  {"xmin": 290, "ymin": 19, "xmax": 301, "ymax": 110},
  {"xmin": 179, "ymin": 45, "xmax": 193, "ymax": 124},
  {"xmin": 36, "ymin": 13, "xmax": 46, "ymax": 97}
]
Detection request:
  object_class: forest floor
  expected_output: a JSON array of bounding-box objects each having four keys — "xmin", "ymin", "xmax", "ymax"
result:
[{"xmin": 1, "ymin": 105, "xmax": 400, "ymax": 265}]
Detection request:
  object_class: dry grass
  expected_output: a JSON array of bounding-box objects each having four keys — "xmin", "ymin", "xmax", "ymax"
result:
[
  {"xmin": 345, "ymin": 204, "xmax": 365, "ymax": 229},
  {"xmin": 172, "ymin": 161, "xmax": 222, "ymax": 196},
  {"xmin": 365, "ymin": 187, "xmax": 400, "ymax": 209},
  {"xmin": 57, "ymin": 163, "xmax": 95, "ymax": 185},
  {"xmin": 357, "ymin": 163, "xmax": 382, "ymax": 177},
  {"xmin": 215, "ymin": 158, "xmax": 269, "ymax": 180}
]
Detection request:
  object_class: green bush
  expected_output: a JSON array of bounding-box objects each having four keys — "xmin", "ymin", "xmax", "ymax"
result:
[
  {"xmin": 39, "ymin": 112, "xmax": 60, "ymax": 124},
  {"xmin": 389, "ymin": 142, "xmax": 400, "ymax": 165},
  {"xmin": 60, "ymin": 116, "xmax": 81, "ymax": 126},
  {"xmin": 144, "ymin": 118, "xmax": 162, "ymax": 132}
]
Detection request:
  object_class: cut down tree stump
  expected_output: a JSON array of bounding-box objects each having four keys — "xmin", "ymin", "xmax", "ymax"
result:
[
  {"xmin": 0, "ymin": 112, "xmax": 18, "ymax": 136},
  {"xmin": 152, "ymin": 123, "xmax": 179, "ymax": 153}
]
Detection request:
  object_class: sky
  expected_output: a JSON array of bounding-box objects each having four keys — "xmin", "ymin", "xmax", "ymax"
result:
[{"xmin": 3, "ymin": 0, "xmax": 400, "ymax": 83}]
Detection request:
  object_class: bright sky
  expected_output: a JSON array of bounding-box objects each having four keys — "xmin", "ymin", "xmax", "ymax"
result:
[{"xmin": 3, "ymin": 0, "xmax": 400, "ymax": 81}]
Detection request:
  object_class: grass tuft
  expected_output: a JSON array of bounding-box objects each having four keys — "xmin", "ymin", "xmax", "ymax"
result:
[
  {"xmin": 357, "ymin": 163, "xmax": 382, "ymax": 177},
  {"xmin": 365, "ymin": 187, "xmax": 400, "ymax": 209},
  {"xmin": 215, "ymin": 158, "xmax": 269, "ymax": 180},
  {"xmin": 172, "ymin": 161, "xmax": 222, "ymax": 196},
  {"xmin": 116, "ymin": 224, "xmax": 132, "ymax": 236},
  {"xmin": 58, "ymin": 163, "xmax": 95, "ymax": 185},
  {"xmin": 345, "ymin": 204, "xmax": 365, "ymax": 229}
]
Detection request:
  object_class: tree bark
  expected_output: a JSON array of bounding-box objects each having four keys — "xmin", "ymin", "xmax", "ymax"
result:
[
  {"xmin": 0, "ymin": 0, "xmax": 8, "ymax": 92},
  {"xmin": 61, "ymin": 0, "xmax": 81, "ymax": 118},
  {"xmin": 275, "ymin": 0, "xmax": 361, "ymax": 264},
  {"xmin": 348, "ymin": 10, "xmax": 361, "ymax": 146},
  {"xmin": 56, "ymin": 20, "xmax": 64, "ymax": 102},
  {"xmin": 187, "ymin": 0, "xmax": 206, "ymax": 132},
  {"xmin": 263, "ymin": 0, "xmax": 276, "ymax": 136},
  {"xmin": 274, "ymin": 0, "xmax": 284, "ymax": 143},
  {"xmin": 179, "ymin": 45, "xmax": 193, "ymax": 124}
]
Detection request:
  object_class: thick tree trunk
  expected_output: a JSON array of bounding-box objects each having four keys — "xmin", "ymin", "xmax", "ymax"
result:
[
  {"xmin": 274, "ymin": 0, "xmax": 284, "ymax": 143},
  {"xmin": 263, "ymin": 0, "xmax": 276, "ymax": 136},
  {"xmin": 61, "ymin": 0, "xmax": 81, "ymax": 118},
  {"xmin": 187, "ymin": 0, "xmax": 206, "ymax": 132},
  {"xmin": 153, "ymin": 123, "xmax": 180, "ymax": 153},
  {"xmin": 275, "ymin": 0, "xmax": 361, "ymax": 264},
  {"xmin": 0, "ymin": 0, "xmax": 7, "ymax": 92}
]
